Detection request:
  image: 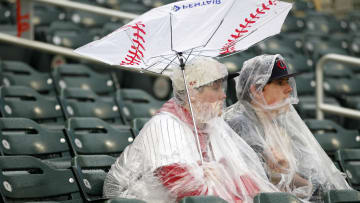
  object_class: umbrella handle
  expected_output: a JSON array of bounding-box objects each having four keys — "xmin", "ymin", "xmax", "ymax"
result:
[{"xmin": 180, "ymin": 59, "xmax": 204, "ymax": 165}]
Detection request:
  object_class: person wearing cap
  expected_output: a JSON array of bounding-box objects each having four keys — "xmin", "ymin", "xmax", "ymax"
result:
[
  {"xmin": 103, "ymin": 57, "xmax": 278, "ymax": 203},
  {"xmin": 224, "ymin": 54, "xmax": 351, "ymax": 202}
]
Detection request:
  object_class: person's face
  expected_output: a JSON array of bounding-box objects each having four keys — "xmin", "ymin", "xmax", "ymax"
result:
[
  {"xmin": 262, "ymin": 77, "xmax": 292, "ymax": 105},
  {"xmin": 195, "ymin": 80, "xmax": 227, "ymax": 104}
]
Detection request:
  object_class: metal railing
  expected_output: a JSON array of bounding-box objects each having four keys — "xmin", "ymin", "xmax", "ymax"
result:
[{"xmin": 316, "ymin": 54, "xmax": 360, "ymax": 120}]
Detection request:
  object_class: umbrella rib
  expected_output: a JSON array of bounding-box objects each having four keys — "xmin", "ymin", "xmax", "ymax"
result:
[{"xmin": 160, "ymin": 56, "xmax": 178, "ymax": 74}]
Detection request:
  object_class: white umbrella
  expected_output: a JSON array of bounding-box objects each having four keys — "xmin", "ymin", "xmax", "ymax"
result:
[{"xmin": 74, "ymin": 0, "xmax": 292, "ymax": 162}]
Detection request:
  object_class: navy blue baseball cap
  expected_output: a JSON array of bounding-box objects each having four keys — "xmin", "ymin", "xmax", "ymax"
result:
[{"xmin": 268, "ymin": 58, "xmax": 301, "ymax": 82}]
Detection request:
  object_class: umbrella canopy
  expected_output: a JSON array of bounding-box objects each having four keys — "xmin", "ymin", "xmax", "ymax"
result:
[{"xmin": 74, "ymin": 0, "xmax": 292, "ymax": 75}]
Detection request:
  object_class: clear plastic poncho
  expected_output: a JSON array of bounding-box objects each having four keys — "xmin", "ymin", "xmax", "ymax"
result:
[
  {"xmin": 103, "ymin": 57, "xmax": 278, "ymax": 203},
  {"xmin": 224, "ymin": 54, "xmax": 351, "ymax": 202}
]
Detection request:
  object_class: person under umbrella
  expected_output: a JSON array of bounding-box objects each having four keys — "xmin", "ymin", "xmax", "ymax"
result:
[
  {"xmin": 103, "ymin": 57, "xmax": 278, "ymax": 203},
  {"xmin": 224, "ymin": 54, "xmax": 352, "ymax": 202}
]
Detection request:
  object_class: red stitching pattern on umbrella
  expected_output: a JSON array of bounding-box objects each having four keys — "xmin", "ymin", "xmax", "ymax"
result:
[
  {"xmin": 220, "ymin": 0, "xmax": 277, "ymax": 55},
  {"xmin": 120, "ymin": 22, "xmax": 146, "ymax": 66}
]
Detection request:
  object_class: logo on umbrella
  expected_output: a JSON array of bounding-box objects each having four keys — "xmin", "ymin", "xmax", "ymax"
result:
[{"xmin": 172, "ymin": 0, "xmax": 222, "ymax": 12}]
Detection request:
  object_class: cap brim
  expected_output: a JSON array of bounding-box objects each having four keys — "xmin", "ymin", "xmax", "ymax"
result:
[
  {"xmin": 268, "ymin": 72, "xmax": 303, "ymax": 81},
  {"xmin": 228, "ymin": 72, "xmax": 240, "ymax": 80}
]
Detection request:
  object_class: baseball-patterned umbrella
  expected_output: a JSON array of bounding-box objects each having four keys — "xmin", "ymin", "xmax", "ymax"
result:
[
  {"xmin": 75, "ymin": 0, "xmax": 292, "ymax": 75},
  {"xmin": 75, "ymin": 0, "xmax": 292, "ymax": 163}
]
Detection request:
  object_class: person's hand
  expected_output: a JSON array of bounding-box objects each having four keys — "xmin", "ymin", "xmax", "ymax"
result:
[{"xmin": 266, "ymin": 148, "xmax": 289, "ymax": 173}]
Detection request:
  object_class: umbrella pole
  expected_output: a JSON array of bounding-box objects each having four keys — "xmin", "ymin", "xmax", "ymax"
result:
[{"xmin": 179, "ymin": 58, "xmax": 204, "ymax": 164}]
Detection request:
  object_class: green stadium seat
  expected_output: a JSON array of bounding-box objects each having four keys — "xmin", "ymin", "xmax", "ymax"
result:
[
  {"xmin": 105, "ymin": 198, "xmax": 146, "ymax": 203},
  {"xmin": 324, "ymin": 62, "xmax": 354, "ymax": 79},
  {"xmin": 350, "ymin": 36, "xmax": 360, "ymax": 57},
  {"xmin": 0, "ymin": 60, "xmax": 56, "ymax": 96},
  {"xmin": 0, "ymin": 86, "xmax": 65, "ymax": 128},
  {"xmin": 295, "ymin": 95, "xmax": 341, "ymax": 120},
  {"xmin": 335, "ymin": 149, "xmax": 360, "ymax": 190},
  {"xmin": 52, "ymin": 63, "xmax": 118, "ymax": 96},
  {"xmin": 0, "ymin": 156, "xmax": 83, "ymax": 202},
  {"xmin": 295, "ymin": 72, "xmax": 315, "ymax": 96},
  {"xmin": 46, "ymin": 21, "xmax": 94, "ymax": 48},
  {"xmin": 131, "ymin": 117, "xmax": 150, "ymax": 136},
  {"xmin": 253, "ymin": 192, "xmax": 302, "ymax": 203},
  {"xmin": 179, "ymin": 196, "xmax": 228, "ymax": 203},
  {"xmin": 219, "ymin": 54, "xmax": 245, "ymax": 73},
  {"xmin": 60, "ymin": 88, "xmax": 126, "ymax": 125},
  {"xmin": 324, "ymin": 189, "xmax": 360, "ymax": 203},
  {"xmin": 0, "ymin": 118, "xmax": 72, "ymax": 169},
  {"xmin": 116, "ymin": 89, "xmax": 163, "ymax": 122},
  {"xmin": 304, "ymin": 119, "xmax": 360, "ymax": 158},
  {"xmin": 66, "ymin": 117, "xmax": 134, "ymax": 156},
  {"xmin": 69, "ymin": 1, "xmax": 111, "ymax": 28},
  {"xmin": 71, "ymin": 155, "xmax": 116, "ymax": 202},
  {"xmin": 281, "ymin": 13, "xmax": 305, "ymax": 33}
]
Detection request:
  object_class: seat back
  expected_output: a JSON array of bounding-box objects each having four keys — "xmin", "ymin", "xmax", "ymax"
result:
[
  {"xmin": 60, "ymin": 88, "xmax": 125, "ymax": 124},
  {"xmin": 335, "ymin": 149, "xmax": 360, "ymax": 189},
  {"xmin": 66, "ymin": 117, "xmax": 134, "ymax": 156},
  {"xmin": 304, "ymin": 119, "xmax": 360, "ymax": 157},
  {"xmin": 131, "ymin": 117, "xmax": 150, "ymax": 136},
  {"xmin": 324, "ymin": 189, "xmax": 360, "ymax": 203},
  {"xmin": 1, "ymin": 61, "xmax": 56, "ymax": 95},
  {"xmin": 0, "ymin": 118, "xmax": 71, "ymax": 164},
  {"xmin": 253, "ymin": 192, "xmax": 302, "ymax": 203},
  {"xmin": 0, "ymin": 86, "xmax": 64, "ymax": 125},
  {"xmin": 179, "ymin": 196, "xmax": 228, "ymax": 203},
  {"xmin": 116, "ymin": 89, "xmax": 163, "ymax": 121},
  {"xmin": 0, "ymin": 156, "xmax": 83, "ymax": 202},
  {"xmin": 52, "ymin": 64, "xmax": 117, "ymax": 96},
  {"xmin": 72, "ymin": 155, "xmax": 116, "ymax": 201}
]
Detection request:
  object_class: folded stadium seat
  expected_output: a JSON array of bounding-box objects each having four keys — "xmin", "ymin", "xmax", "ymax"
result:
[
  {"xmin": 0, "ymin": 117, "xmax": 72, "ymax": 169},
  {"xmin": 335, "ymin": 149, "xmax": 360, "ymax": 190},
  {"xmin": 60, "ymin": 88, "xmax": 127, "ymax": 125},
  {"xmin": 66, "ymin": 117, "xmax": 134, "ymax": 156},
  {"xmin": 131, "ymin": 117, "xmax": 150, "ymax": 136},
  {"xmin": 281, "ymin": 13, "xmax": 305, "ymax": 33},
  {"xmin": 325, "ymin": 78, "xmax": 360, "ymax": 130},
  {"xmin": 52, "ymin": 63, "xmax": 118, "ymax": 97},
  {"xmin": 69, "ymin": 0, "xmax": 111, "ymax": 28},
  {"xmin": 295, "ymin": 72, "xmax": 315, "ymax": 96},
  {"xmin": 0, "ymin": 86, "xmax": 65, "ymax": 129},
  {"xmin": 0, "ymin": 3, "xmax": 15, "ymax": 25},
  {"xmin": 323, "ymin": 61, "xmax": 354, "ymax": 79},
  {"xmin": 303, "ymin": 35, "xmax": 349, "ymax": 63},
  {"xmin": 294, "ymin": 74, "xmax": 342, "ymax": 122},
  {"xmin": 0, "ymin": 156, "xmax": 83, "ymax": 202},
  {"xmin": 179, "ymin": 196, "xmax": 228, "ymax": 203},
  {"xmin": 324, "ymin": 190, "xmax": 360, "ymax": 203},
  {"xmin": 71, "ymin": 155, "xmax": 116, "ymax": 202},
  {"xmin": 0, "ymin": 60, "xmax": 56, "ymax": 96},
  {"xmin": 116, "ymin": 88, "xmax": 164, "ymax": 122},
  {"xmin": 304, "ymin": 119, "xmax": 360, "ymax": 159},
  {"xmin": 349, "ymin": 35, "xmax": 360, "ymax": 57},
  {"xmin": 46, "ymin": 21, "xmax": 94, "ymax": 48},
  {"xmin": 110, "ymin": 1, "xmax": 151, "ymax": 14},
  {"xmin": 253, "ymin": 192, "xmax": 302, "ymax": 203},
  {"xmin": 296, "ymin": 96, "xmax": 342, "ymax": 121},
  {"xmin": 278, "ymin": 33, "xmax": 307, "ymax": 55},
  {"xmin": 101, "ymin": 22, "xmax": 125, "ymax": 37},
  {"xmin": 71, "ymin": 155, "xmax": 146, "ymax": 202}
]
